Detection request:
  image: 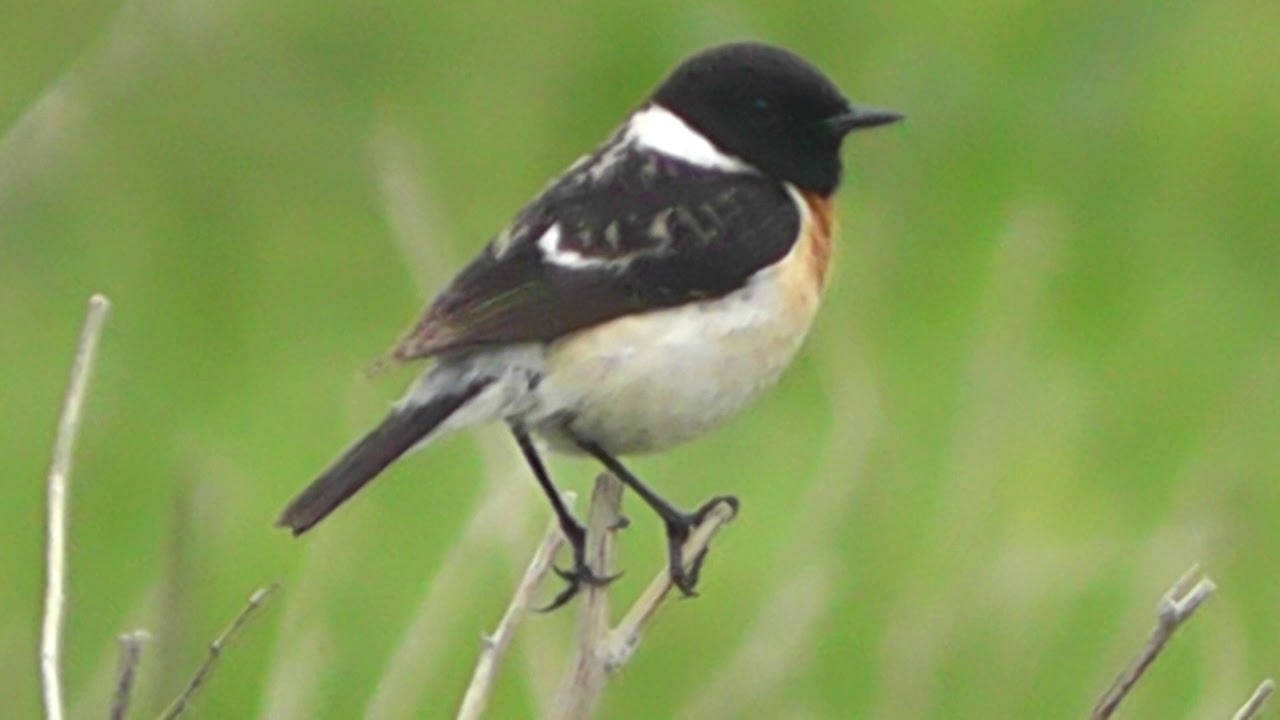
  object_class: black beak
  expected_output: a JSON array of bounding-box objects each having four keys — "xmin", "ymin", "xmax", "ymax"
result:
[{"xmin": 829, "ymin": 106, "xmax": 905, "ymax": 134}]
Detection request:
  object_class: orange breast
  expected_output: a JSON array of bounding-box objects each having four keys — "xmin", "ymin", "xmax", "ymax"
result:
[{"xmin": 799, "ymin": 191, "xmax": 836, "ymax": 290}]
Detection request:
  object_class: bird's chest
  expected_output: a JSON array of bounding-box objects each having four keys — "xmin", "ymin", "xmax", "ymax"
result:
[{"xmin": 532, "ymin": 201, "xmax": 833, "ymax": 454}]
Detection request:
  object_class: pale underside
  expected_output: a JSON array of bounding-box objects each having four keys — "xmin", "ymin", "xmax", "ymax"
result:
[
  {"xmin": 535, "ymin": 191, "xmax": 830, "ymax": 453},
  {"xmin": 400, "ymin": 185, "xmax": 833, "ymax": 456}
]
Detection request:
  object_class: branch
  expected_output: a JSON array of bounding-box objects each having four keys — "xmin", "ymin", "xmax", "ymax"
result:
[
  {"xmin": 41, "ymin": 293, "xmax": 111, "ymax": 720},
  {"xmin": 548, "ymin": 476, "xmax": 737, "ymax": 719},
  {"xmin": 454, "ymin": 472, "xmax": 736, "ymax": 720},
  {"xmin": 1233, "ymin": 678, "xmax": 1275, "ymax": 720},
  {"xmin": 606, "ymin": 499, "xmax": 736, "ymax": 671},
  {"xmin": 1090, "ymin": 564, "xmax": 1217, "ymax": 719},
  {"xmin": 109, "ymin": 630, "xmax": 148, "ymax": 720},
  {"xmin": 457, "ymin": 509, "xmax": 568, "ymax": 720},
  {"xmin": 159, "ymin": 583, "xmax": 280, "ymax": 720},
  {"xmin": 551, "ymin": 475, "xmax": 625, "ymax": 720}
]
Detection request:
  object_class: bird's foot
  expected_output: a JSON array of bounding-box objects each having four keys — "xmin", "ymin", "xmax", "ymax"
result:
[
  {"xmin": 664, "ymin": 494, "xmax": 740, "ymax": 597},
  {"xmin": 536, "ymin": 523, "xmax": 622, "ymax": 612}
]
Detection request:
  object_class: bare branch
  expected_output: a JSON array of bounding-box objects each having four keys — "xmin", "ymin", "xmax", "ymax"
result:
[
  {"xmin": 542, "ymin": 477, "xmax": 737, "ymax": 719},
  {"xmin": 109, "ymin": 630, "xmax": 148, "ymax": 720},
  {"xmin": 159, "ymin": 584, "xmax": 280, "ymax": 720},
  {"xmin": 457, "ymin": 509, "xmax": 569, "ymax": 720},
  {"xmin": 1091, "ymin": 564, "xmax": 1217, "ymax": 719},
  {"xmin": 551, "ymin": 475, "xmax": 624, "ymax": 720},
  {"xmin": 606, "ymin": 499, "xmax": 736, "ymax": 670},
  {"xmin": 1233, "ymin": 678, "xmax": 1275, "ymax": 720},
  {"xmin": 42, "ymin": 293, "xmax": 111, "ymax": 720}
]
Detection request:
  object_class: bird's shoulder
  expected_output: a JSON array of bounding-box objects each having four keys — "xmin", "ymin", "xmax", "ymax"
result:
[{"xmin": 392, "ymin": 126, "xmax": 804, "ymax": 360}]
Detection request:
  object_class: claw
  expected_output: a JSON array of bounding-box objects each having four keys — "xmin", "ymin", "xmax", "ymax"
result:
[
  {"xmin": 694, "ymin": 495, "xmax": 740, "ymax": 524},
  {"xmin": 664, "ymin": 494, "xmax": 739, "ymax": 598},
  {"xmin": 536, "ymin": 562, "xmax": 621, "ymax": 613},
  {"xmin": 680, "ymin": 547, "xmax": 711, "ymax": 597},
  {"xmin": 537, "ymin": 581, "xmax": 581, "ymax": 614}
]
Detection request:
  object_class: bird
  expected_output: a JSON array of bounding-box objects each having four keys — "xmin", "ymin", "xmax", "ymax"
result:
[{"xmin": 277, "ymin": 41, "xmax": 902, "ymax": 610}]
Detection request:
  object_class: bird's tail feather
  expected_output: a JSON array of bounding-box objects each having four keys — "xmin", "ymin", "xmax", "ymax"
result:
[{"xmin": 276, "ymin": 377, "xmax": 491, "ymax": 535}]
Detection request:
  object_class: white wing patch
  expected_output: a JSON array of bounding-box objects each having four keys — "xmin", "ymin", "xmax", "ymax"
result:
[
  {"xmin": 627, "ymin": 105, "xmax": 755, "ymax": 173},
  {"xmin": 537, "ymin": 224, "xmax": 631, "ymax": 269}
]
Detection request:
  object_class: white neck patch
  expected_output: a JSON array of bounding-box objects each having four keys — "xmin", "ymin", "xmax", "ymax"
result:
[{"xmin": 626, "ymin": 105, "xmax": 754, "ymax": 173}]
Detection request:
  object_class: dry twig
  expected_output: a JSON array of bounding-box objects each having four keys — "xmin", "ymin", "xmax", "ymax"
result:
[
  {"xmin": 109, "ymin": 630, "xmax": 148, "ymax": 720},
  {"xmin": 159, "ymin": 584, "xmax": 280, "ymax": 720},
  {"xmin": 457, "ymin": 511, "xmax": 568, "ymax": 720},
  {"xmin": 546, "ymin": 474, "xmax": 737, "ymax": 720},
  {"xmin": 606, "ymin": 499, "xmax": 736, "ymax": 671},
  {"xmin": 1233, "ymin": 678, "xmax": 1275, "ymax": 720},
  {"xmin": 41, "ymin": 293, "xmax": 111, "ymax": 720},
  {"xmin": 1090, "ymin": 564, "xmax": 1217, "ymax": 719},
  {"xmin": 552, "ymin": 475, "xmax": 625, "ymax": 720}
]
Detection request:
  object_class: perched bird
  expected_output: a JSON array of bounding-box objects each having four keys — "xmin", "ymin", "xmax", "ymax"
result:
[{"xmin": 278, "ymin": 41, "xmax": 902, "ymax": 609}]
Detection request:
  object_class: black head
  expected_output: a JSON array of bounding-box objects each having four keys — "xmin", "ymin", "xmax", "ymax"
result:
[{"xmin": 652, "ymin": 42, "xmax": 901, "ymax": 195}]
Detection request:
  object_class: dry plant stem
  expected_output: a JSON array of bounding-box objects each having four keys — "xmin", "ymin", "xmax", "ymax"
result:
[
  {"xmin": 551, "ymin": 475, "xmax": 624, "ymax": 720},
  {"xmin": 457, "ymin": 511, "xmax": 569, "ymax": 720},
  {"xmin": 1091, "ymin": 564, "xmax": 1217, "ymax": 720},
  {"xmin": 606, "ymin": 499, "xmax": 736, "ymax": 670},
  {"xmin": 1233, "ymin": 678, "xmax": 1276, "ymax": 720},
  {"xmin": 548, "ymin": 478, "xmax": 737, "ymax": 719},
  {"xmin": 159, "ymin": 584, "xmax": 280, "ymax": 720},
  {"xmin": 109, "ymin": 630, "xmax": 148, "ymax": 720},
  {"xmin": 41, "ymin": 293, "xmax": 111, "ymax": 720}
]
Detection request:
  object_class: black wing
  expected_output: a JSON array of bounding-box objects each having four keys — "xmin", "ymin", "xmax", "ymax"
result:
[{"xmin": 394, "ymin": 142, "xmax": 800, "ymax": 359}]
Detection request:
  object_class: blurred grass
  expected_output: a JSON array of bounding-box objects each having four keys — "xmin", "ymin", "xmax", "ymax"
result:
[{"xmin": 2, "ymin": 0, "xmax": 1278, "ymax": 718}]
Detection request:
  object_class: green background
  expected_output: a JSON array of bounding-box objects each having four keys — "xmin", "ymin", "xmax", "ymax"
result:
[{"xmin": 3, "ymin": 1, "xmax": 1278, "ymax": 717}]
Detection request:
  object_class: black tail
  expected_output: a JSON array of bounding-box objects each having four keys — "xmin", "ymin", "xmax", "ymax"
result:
[{"xmin": 277, "ymin": 379, "xmax": 489, "ymax": 535}]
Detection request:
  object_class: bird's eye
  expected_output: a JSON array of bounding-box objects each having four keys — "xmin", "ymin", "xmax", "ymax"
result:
[{"xmin": 750, "ymin": 97, "xmax": 779, "ymax": 126}]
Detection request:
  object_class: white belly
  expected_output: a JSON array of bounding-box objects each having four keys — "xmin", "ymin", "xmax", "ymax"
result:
[{"xmin": 530, "ymin": 230, "xmax": 826, "ymax": 454}]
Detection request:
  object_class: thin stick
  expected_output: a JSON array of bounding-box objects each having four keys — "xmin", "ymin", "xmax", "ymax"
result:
[
  {"xmin": 158, "ymin": 584, "xmax": 280, "ymax": 720},
  {"xmin": 1233, "ymin": 678, "xmax": 1275, "ymax": 720},
  {"xmin": 606, "ymin": 499, "xmax": 736, "ymax": 671},
  {"xmin": 41, "ymin": 293, "xmax": 111, "ymax": 720},
  {"xmin": 551, "ymin": 475, "xmax": 624, "ymax": 720},
  {"xmin": 1090, "ymin": 564, "xmax": 1217, "ymax": 719},
  {"xmin": 109, "ymin": 630, "xmax": 148, "ymax": 720},
  {"xmin": 457, "ymin": 511, "xmax": 568, "ymax": 720}
]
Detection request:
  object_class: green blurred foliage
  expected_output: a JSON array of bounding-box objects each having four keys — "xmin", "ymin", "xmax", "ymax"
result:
[{"xmin": 2, "ymin": 0, "xmax": 1278, "ymax": 718}]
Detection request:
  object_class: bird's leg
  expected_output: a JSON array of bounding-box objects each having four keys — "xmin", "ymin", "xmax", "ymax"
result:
[
  {"xmin": 509, "ymin": 422, "xmax": 619, "ymax": 611},
  {"xmin": 570, "ymin": 434, "xmax": 739, "ymax": 597}
]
